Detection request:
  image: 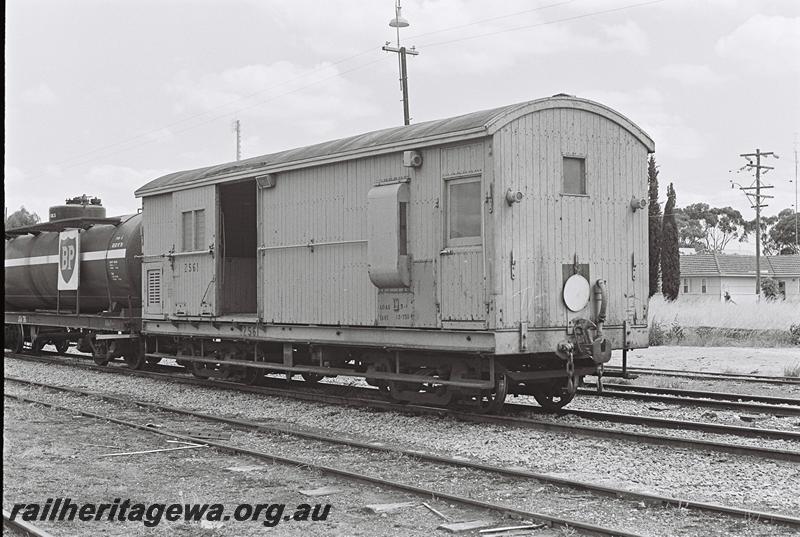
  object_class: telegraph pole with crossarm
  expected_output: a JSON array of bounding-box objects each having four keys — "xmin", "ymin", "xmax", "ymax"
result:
[{"xmin": 736, "ymin": 149, "xmax": 778, "ymax": 297}]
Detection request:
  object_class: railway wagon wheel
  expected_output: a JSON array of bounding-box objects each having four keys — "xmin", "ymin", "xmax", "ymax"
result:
[
  {"xmin": 4, "ymin": 325, "xmax": 24, "ymax": 353},
  {"xmin": 77, "ymin": 335, "xmax": 94, "ymax": 354},
  {"xmin": 533, "ymin": 381, "xmax": 577, "ymax": 411},
  {"xmin": 122, "ymin": 340, "xmax": 147, "ymax": 370},
  {"xmin": 364, "ymin": 354, "xmax": 392, "ymax": 393},
  {"xmin": 301, "ymin": 372, "xmax": 324, "ymax": 383},
  {"xmin": 219, "ymin": 345, "xmax": 260, "ymax": 385},
  {"xmin": 479, "ymin": 366, "xmax": 508, "ymax": 414},
  {"xmin": 55, "ymin": 339, "xmax": 71, "ymax": 354},
  {"xmin": 90, "ymin": 339, "xmax": 111, "ymax": 366},
  {"xmin": 178, "ymin": 342, "xmax": 213, "ymax": 379}
]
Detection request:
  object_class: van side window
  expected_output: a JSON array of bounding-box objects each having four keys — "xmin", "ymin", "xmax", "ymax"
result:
[
  {"xmin": 447, "ymin": 177, "xmax": 481, "ymax": 245},
  {"xmin": 563, "ymin": 157, "xmax": 586, "ymax": 195},
  {"xmin": 182, "ymin": 209, "xmax": 206, "ymax": 251}
]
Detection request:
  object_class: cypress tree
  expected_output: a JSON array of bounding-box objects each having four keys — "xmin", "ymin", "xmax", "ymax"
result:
[
  {"xmin": 647, "ymin": 155, "xmax": 661, "ymax": 297},
  {"xmin": 661, "ymin": 183, "xmax": 680, "ymax": 301}
]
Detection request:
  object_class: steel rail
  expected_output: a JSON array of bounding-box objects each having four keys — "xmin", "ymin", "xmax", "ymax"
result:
[
  {"xmin": 3, "ymin": 510, "xmax": 56, "ymax": 537},
  {"xmin": 4, "ymin": 392, "xmax": 642, "ymax": 537},
  {"xmin": 523, "ymin": 404, "xmax": 800, "ymax": 443},
  {"xmin": 603, "ymin": 366, "xmax": 800, "ymax": 385},
  {"xmin": 576, "ymin": 387, "xmax": 800, "ymax": 416},
  {"xmin": 584, "ymin": 383, "xmax": 800, "ymax": 406},
  {"xmin": 6, "ymin": 375, "xmax": 800, "ymax": 528},
  {"xmin": 6, "ymin": 352, "xmax": 800, "ymax": 462}
]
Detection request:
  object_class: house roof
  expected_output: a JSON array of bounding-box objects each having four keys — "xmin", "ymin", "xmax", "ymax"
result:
[
  {"xmin": 766, "ymin": 255, "xmax": 800, "ymax": 277},
  {"xmin": 680, "ymin": 253, "xmax": 800, "ymax": 278},
  {"xmin": 135, "ymin": 94, "xmax": 655, "ymax": 197}
]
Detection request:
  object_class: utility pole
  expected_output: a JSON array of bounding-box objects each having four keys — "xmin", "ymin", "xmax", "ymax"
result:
[
  {"xmin": 382, "ymin": 0, "xmax": 419, "ymax": 126},
  {"xmin": 737, "ymin": 149, "xmax": 777, "ymax": 298},
  {"xmin": 793, "ymin": 135, "xmax": 798, "ymax": 252},
  {"xmin": 233, "ymin": 119, "xmax": 241, "ymax": 161}
]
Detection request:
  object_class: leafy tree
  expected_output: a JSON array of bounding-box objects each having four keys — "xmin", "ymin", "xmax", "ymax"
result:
[
  {"xmin": 661, "ymin": 183, "xmax": 680, "ymax": 301},
  {"xmin": 5, "ymin": 206, "xmax": 40, "ymax": 229},
  {"xmin": 676, "ymin": 203, "xmax": 749, "ymax": 253},
  {"xmin": 760, "ymin": 278, "xmax": 779, "ymax": 301},
  {"xmin": 744, "ymin": 213, "xmax": 779, "ymax": 255},
  {"xmin": 673, "ymin": 206, "xmax": 704, "ymax": 250},
  {"xmin": 765, "ymin": 209, "xmax": 799, "ymax": 255},
  {"xmin": 647, "ymin": 155, "xmax": 661, "ymax": 297}
]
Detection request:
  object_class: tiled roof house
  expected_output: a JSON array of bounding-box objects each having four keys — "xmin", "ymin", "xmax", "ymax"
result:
[{"xmin": 679, "ymin": 253, "xmax": 800, "ymax": 303}]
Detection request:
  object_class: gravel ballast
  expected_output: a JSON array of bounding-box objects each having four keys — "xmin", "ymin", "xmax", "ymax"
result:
[
  {"xmin": 5, "ymin": 357, "xmax": 799, "ymax": 520},
  {"xmin": 5, "ymin": 382, "xmax": 797, "ymax": 537}
]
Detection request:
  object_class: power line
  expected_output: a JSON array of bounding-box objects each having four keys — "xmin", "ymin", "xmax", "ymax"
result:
[
  {"xmin": 418, "ymin": 0, "xmax": 666, "ymax": 48},
  {"xmin": 55, "ymin": 0, "xmax": 665, "ymax": 169},
  {"xmin": 60, "ymin": 57, "xmax": 386, "ymax": 170},
  {"xmin": 407, "ymin": 0, "xmax": 577, "ymax": 40},
  {"xmin": 56, "ymin": 48, "xmax": 378, "ymax": 168},
  {"xmin": 59, "ymin": 3, "xmax": 576, "ymax": 167}
]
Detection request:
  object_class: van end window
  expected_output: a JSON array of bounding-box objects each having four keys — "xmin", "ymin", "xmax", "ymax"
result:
[{"xmin": 563, "ymin": 157, "xmax": 586, "ymax": 195}]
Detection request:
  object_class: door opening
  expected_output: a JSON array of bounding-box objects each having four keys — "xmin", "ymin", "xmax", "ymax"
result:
[{"xmin": 219, "ymin": 180, "xmax": 257, "ymax": 315}]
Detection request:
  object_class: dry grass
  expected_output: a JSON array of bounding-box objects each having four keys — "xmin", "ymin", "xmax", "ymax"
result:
[
  {"xmin": 647, "ymin": 296, "xmax": 800, "ymax": 347},
  {"xmin": 648, "ymin": 296, "xmax": 799, "ymax": 331},
  {"xmin": 784, "ymin": 362, "xmax": 800, "ymax": 377}
]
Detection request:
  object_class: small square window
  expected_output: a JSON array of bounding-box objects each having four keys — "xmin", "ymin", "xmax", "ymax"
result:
[
  {"xmin": 448, "ymin": 178, "xmax": 482, "ymax": 244},
  {"xmin": 563, "ymin": 157, "xmax": 586, "ymax": 195}
]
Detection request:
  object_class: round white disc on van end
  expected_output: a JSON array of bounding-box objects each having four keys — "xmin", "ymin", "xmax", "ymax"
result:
[{"xmin": 563, "ymin": 274, "xmax": 590, "ymax": 312}]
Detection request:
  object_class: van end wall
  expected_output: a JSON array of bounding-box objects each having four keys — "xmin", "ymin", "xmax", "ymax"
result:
[{"xmin": 491, "ymin": 107, "xmax": 650, "ymax": 330}]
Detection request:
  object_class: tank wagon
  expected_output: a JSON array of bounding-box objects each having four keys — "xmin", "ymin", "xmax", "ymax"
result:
[
  {"xmin": 133, "ymin": 94, "xmax": 654, "ymax": 410},
  {"xmin": 4, "ymin": 195, "xmax": 143, "ymax": 364}
]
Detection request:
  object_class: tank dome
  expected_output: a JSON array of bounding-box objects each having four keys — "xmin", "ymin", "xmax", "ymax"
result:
[{"xmin": 49, "ymin": 194, "xmax": 106, "ymax": 221}]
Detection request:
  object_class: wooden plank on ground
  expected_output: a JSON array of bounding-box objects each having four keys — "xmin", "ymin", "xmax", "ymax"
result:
[
  {"xmin": 299, "ymin": 486, "xmax": 343, "ymax": 497},
  {"xmin": 437, "ymin": 520, "xmax": 495, "ymax": 533},
  {"xmin": 364, "ymin": 502, "xmax": 417, "ymax": 514}
]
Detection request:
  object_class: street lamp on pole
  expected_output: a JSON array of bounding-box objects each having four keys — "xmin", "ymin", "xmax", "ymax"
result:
[{"xmin": 382, "ymin": 1, "xmax": 419, "ymax": 126}]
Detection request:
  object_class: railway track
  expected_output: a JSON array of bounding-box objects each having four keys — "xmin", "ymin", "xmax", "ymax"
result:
[
  {"xmin": 577, "ymin": 383, "xmax": 800, "ymax": 416},
  {"xmin": 604, "ymin": 366, "xmax": 800, "ymax": 385},
  {"xmin": 6, "ymin": 351, "xmax": 800, "ymax": 463},
  {"xmin": 5, "ymin": 389, "xmax": 646, "ymax": 537},
  {"xmin": 6, "ymin": 376, "xmax": 800, "ymax": 532},
  {"xmin": 3, "ymin": 510, "xmax": 56, "ymax": 537}
]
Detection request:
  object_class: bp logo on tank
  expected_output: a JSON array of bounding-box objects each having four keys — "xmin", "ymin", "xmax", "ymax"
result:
[{"xmin": 58, "ymin": 229, "xmax": 80, "ymax": 290}]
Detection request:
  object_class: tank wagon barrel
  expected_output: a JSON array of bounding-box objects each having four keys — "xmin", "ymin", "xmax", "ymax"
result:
[{"xmin": 5, "ymin": 196, "xmax": 143, "ymax": 362}]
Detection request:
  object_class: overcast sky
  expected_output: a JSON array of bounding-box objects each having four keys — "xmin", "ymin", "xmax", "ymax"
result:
[{"xmin": 5, "ymin": 0, "xmax": 799, "ymax": 251}]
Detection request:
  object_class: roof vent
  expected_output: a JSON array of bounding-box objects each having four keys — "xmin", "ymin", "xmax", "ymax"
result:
[{"xmin": 552, "ymin": 93, "xmax": 575, "ymax": 98}]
